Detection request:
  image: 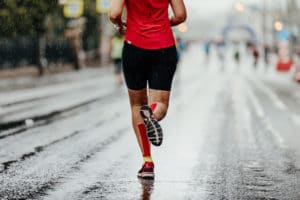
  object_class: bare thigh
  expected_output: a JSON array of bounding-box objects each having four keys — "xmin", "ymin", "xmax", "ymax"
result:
[
  {"xmin": 128, "ymin": 89, "xmax": 148, "ymax": 123},
  {"xmin": 149, "ymin": 89, "xmax": 171, "ymax": 121}
]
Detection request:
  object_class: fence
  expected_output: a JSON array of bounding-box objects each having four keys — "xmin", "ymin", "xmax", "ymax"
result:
[{"xmin": 0, "ymin": 37, "xmax": 74, "ymax": 69}]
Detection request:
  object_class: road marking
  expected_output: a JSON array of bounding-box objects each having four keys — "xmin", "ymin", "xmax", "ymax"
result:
[
  {"xmin": 293, "ymin": 93, "xmax": 300, "ymax": 103},
  {"xmin": 244, "ymin": 79, "xmax": 287, "ymax": 149},
  {"xmin": 0, "ymin": 77, "xmax": 112, "ymax": 106},
  {"xmin": 291, "ymin": 114, "xmax": 300, "ymax": 126},
  {"xmin": 247, "ymin": 74, "xmax": 300, "ymax": 128},
  {"xmin": 232, "ymin": 77, "xmax": 256, "ymax": 147},
  {"xmin": 247, "ymin": 75, "xmax": 288, "ymax": 111}
]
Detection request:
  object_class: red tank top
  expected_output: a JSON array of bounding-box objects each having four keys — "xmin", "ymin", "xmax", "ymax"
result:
[{"xmin": 125, "ymin": 0, "xmax": 175, "ymax": 49}]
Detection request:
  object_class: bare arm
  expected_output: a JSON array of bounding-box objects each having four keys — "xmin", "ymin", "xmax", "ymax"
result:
[
  {"xmin": 108, "ymin": 0, "xmax": 126, "ymax": 34},
  {"xmin": 169, "ymin": 0, "xmax": 187, "ymax": 26}
]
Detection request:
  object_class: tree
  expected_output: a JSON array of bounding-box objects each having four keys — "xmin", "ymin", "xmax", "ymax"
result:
[
  {"xmin": 0, "ymin": 0, "xmax": 60, "ymax": 74},
  {"xmin": 0, "ymin": 0, "xmax": 103, "ymax": 72},
  {"xmin": 82, "ymin": 0, "xmax": 100, "ymax": 52},
  {"xmin": 0, "ymin": 0, "xmax": 59, "ymax": 37}
]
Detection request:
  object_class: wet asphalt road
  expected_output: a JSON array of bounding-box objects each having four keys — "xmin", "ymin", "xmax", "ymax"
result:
[{"xmin": 0, "ymin": 45, "xmax": 300, "ymax": 200}]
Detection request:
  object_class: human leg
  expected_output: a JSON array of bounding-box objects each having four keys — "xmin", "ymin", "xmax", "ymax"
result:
[
  {"xmin": 127, "ymin": 89, "xmax": 150, "ymax": 158},
  {"xmin": 149, "ymin": 89, "xmax": 171, "ymax": 121},
  {"xmin": 138, "ymin": 89, "xmax": 170, "ymax": 147},
  {"xmin": 128, "ymin": 89, "xmax": 155, "ymax": 178},
  {"xmin": 142, "ymin": 45, "xmax": 177, "ymax": 146},
  {"xmin": 147, "ymin": 45, "xmax": 177, "ymax": 119},
  {"xmin": 122, "ymin": 43, "xmax": 155, "ymax": 178}
]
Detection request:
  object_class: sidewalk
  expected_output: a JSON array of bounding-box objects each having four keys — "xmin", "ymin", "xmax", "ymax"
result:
[
  {"xmin": 0, "ymin": 66, "xmax": 40, "ymax": 78},
  {"xmin": 0, "ymin": 64, "xmax": 116, "ymax": 131},
  {"xmin": 0, "ymin": 63, "xmax": 84, "ymax": 78},
  {"xmin": 0, "ymin": 65, "xmax": 112, "ymax": 93}
]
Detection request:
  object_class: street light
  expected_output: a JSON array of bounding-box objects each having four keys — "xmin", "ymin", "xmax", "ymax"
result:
[
  {"xmin": 96, "ymin": 0, "xmax": 110, "ymax": 13},
  {"xmin": 63, "ymin": 0, "xmax": 84, "ymax": 18},
  {"xmin": 274, "ymin": 21, "xmax": 283, "ymax": 31},
  {"xmin": 235, "ymin": 2, "xmax": 245, "ymax": 13}
]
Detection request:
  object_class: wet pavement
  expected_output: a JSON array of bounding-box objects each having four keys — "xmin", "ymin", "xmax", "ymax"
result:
[{"xmin": 0, "ymin": 44, "xmax": 300, "ymax": 199}]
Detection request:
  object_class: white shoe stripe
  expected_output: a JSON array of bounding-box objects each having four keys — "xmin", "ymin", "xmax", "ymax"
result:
[{"xmin": 148, "ymin": 119, "xmax": 159, "ymax": 143}]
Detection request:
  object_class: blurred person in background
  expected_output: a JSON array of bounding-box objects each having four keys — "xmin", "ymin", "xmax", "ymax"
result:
[
  {"xmin": 110, "ymin": 32, "xmax": 124, "ymax": 86},
  {"xmin": 176, "ymin": 37, "xmax": 185, "ymax": 60},
  {"xmin": 217, "ymin": 40, "xmax": 226, "ymax": 71},
  {"xmin": 233, "ymin": 47, "xmax": 240, "ymax": 68},
  {"xmin": 293, "ymin": 42, "xmax": 300, "ymax": 83},
  {"xmin": 252, "ymin": 45, "xmax": 260, "ymax": 68},
  {"xmin": 109, "ymin": 0, "xmax": 186, "ymax": 179},
  {"xmin": 64, "ymin": 19, "xmax": 85, "ymax": 70},
  {"xmin": 264, "ymin": 44, "xmax": 270, "ymax": 67},
  {"xmin": 204, "ymin": 40, "xmax": 211, "ymax": 64}
]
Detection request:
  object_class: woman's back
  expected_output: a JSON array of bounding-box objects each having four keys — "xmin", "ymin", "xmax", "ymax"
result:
[{"xmin": 125, "ymin": 0, "xmax": 175, "ymax": 49}]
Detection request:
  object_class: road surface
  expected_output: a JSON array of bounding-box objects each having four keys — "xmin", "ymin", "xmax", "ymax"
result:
[{"xmin": 0, "ymin": 44, "xmax": 300, "ymax": 200}]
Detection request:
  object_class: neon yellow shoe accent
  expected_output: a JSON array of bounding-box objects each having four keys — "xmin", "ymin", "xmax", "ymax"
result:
[{"xmin": 143, "ymin": 156, "xmax": 153, "ymax": 163}]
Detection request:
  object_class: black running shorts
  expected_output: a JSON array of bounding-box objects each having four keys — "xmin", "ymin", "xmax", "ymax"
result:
[{"xmin": 122, "ymin": 42, "xmax": 178, "ymax": 91}]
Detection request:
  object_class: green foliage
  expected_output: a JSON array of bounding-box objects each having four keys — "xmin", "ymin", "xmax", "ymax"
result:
[
  {"xmin": 82, "ymin": 0, "xmax": 100, "ymax": 51},
  {"xmin": 0, "ymin": 0, "xmax": 102, "ymax": 52},
  {"xmin": 0, "ymin": 0, "xmax": 59, "ymax": 37}
]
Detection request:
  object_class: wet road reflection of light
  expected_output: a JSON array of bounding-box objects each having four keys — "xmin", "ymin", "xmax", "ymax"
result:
[{"xmin": 139, "ymin": 178, "xmax": 154, "ymax": 200}]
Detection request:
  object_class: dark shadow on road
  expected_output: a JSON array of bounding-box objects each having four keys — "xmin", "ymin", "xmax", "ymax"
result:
[{"xmin": 139, "ymin": 178, "xmax": 154, "ymax": 200}]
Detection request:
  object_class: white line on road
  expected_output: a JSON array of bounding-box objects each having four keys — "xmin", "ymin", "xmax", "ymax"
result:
[
  {"xmin": 244, "ymin": 79, "xmax": 287, "ymax": 149},
  {"xmin": 247, "ymin": 74, "xmax": 300, "ymax": 128},
  {"xmin": 291, "ymin": 114, "xmax": 300, "ymax": 126},
  {"xmin": 0, "ymin": 76, "xmax": 112, "ymax": 106},
  {"xmin": 247, "ymin": 75, "xmax": 288, "ymax": 111}
]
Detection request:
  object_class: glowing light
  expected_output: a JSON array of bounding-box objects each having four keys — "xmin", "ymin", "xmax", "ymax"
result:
[
  {"xmin": 63, "ymin": 0, "xmax": 84, "ymax": 18},
  {"xmin": 274, "ymin": 21, "xmax": 283, "ymax": 31},
  {"xmin": 96, "ymin": 0, "xmax": 110, "ymax": 13},
  {"xmin": 235, "ymin": 2, "xmax": 245, "ymax": 13}
]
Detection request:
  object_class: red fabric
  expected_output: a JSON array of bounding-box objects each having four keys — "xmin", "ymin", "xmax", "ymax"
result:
[
  {"xmin": 125, "ymin": 0, "xmax": 175, "ymax": 49},
  {"xmin": 143, "ymin": 162, "xmax": 154, "ymax": 169},
  {"xmin": 277, "ymin": 59, "xmax": 293, "ymax": 71},
  {"xmin": 138, "ymin": 124, "xmax": 151, "ymax": 157},
  {"xmin": 150, "ymin": 103, "xmax": 157, "ymax": 112}
]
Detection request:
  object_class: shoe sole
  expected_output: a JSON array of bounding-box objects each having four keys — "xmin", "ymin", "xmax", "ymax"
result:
[
  {"xmin": 140, "ymin": 105, "xmax": 163, "ymax": 146},
  {"xmin": 138, "ymin": 172, "xmax": 155, "ymax": 179}
]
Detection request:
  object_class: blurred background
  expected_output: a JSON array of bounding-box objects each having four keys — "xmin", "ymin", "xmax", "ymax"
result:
[
  {"xmin": 0, "ymin": 0, "xmax": 299, "ymax": 77},
  {"xmin": 1, "ymin": 1, "xmax": 300, "ymax": 199}
]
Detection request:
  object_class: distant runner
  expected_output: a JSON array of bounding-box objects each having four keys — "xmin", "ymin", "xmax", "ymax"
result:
[
  {"xmin": 110, "ymin": 32, "xmax": 124, "ymax": 85},
  {"xmin": 109, "ymin": 0, "xmax": 186, "ymax": 179},
  {"xmin": 204, "ymin": 40, "xmax": 211, "ymax": 64},
  {"xmin": 252, "ymin": 44, "xmax": 259, "ymax": 68}
]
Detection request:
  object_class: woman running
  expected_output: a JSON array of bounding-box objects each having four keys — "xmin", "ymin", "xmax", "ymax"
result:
[{"xmin": 109, "ymin": 0, "xmax": 186, "ymax": 179}]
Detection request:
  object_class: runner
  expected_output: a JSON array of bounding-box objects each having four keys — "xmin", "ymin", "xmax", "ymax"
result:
[
  {"xmin": 109, "ymin": 0, "xmax": 186, "ymax": 179},
  {"xmin": 252, "ymin": 44, "xmax": 260, "ymax": 68},
  {"xmin": 234, "ymin": 47, "xmax": 240, "ymax": 67},
  {"xmin": 110, "ymin": 32, "xmax": 124, "ymax": 85},
  {"xmin": 293, "ymin": 42, "xmax": 300, "ymax": 83},
  {"xmin": 204, "ymin": 40, "xmax": 211, "ymax": 64},
  {"xmin": 217, "ymin": 40, "xmax": 226, "ymax": 70}
]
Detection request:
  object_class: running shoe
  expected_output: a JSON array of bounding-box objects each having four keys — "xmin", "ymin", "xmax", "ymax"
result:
[
  {"xmin": 140, "ymin": 105, "xmax": 163, "ymax": 146},
  {"xmin": 137, "ymin": 162, "xmax": 155, "ymax": 179}
]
